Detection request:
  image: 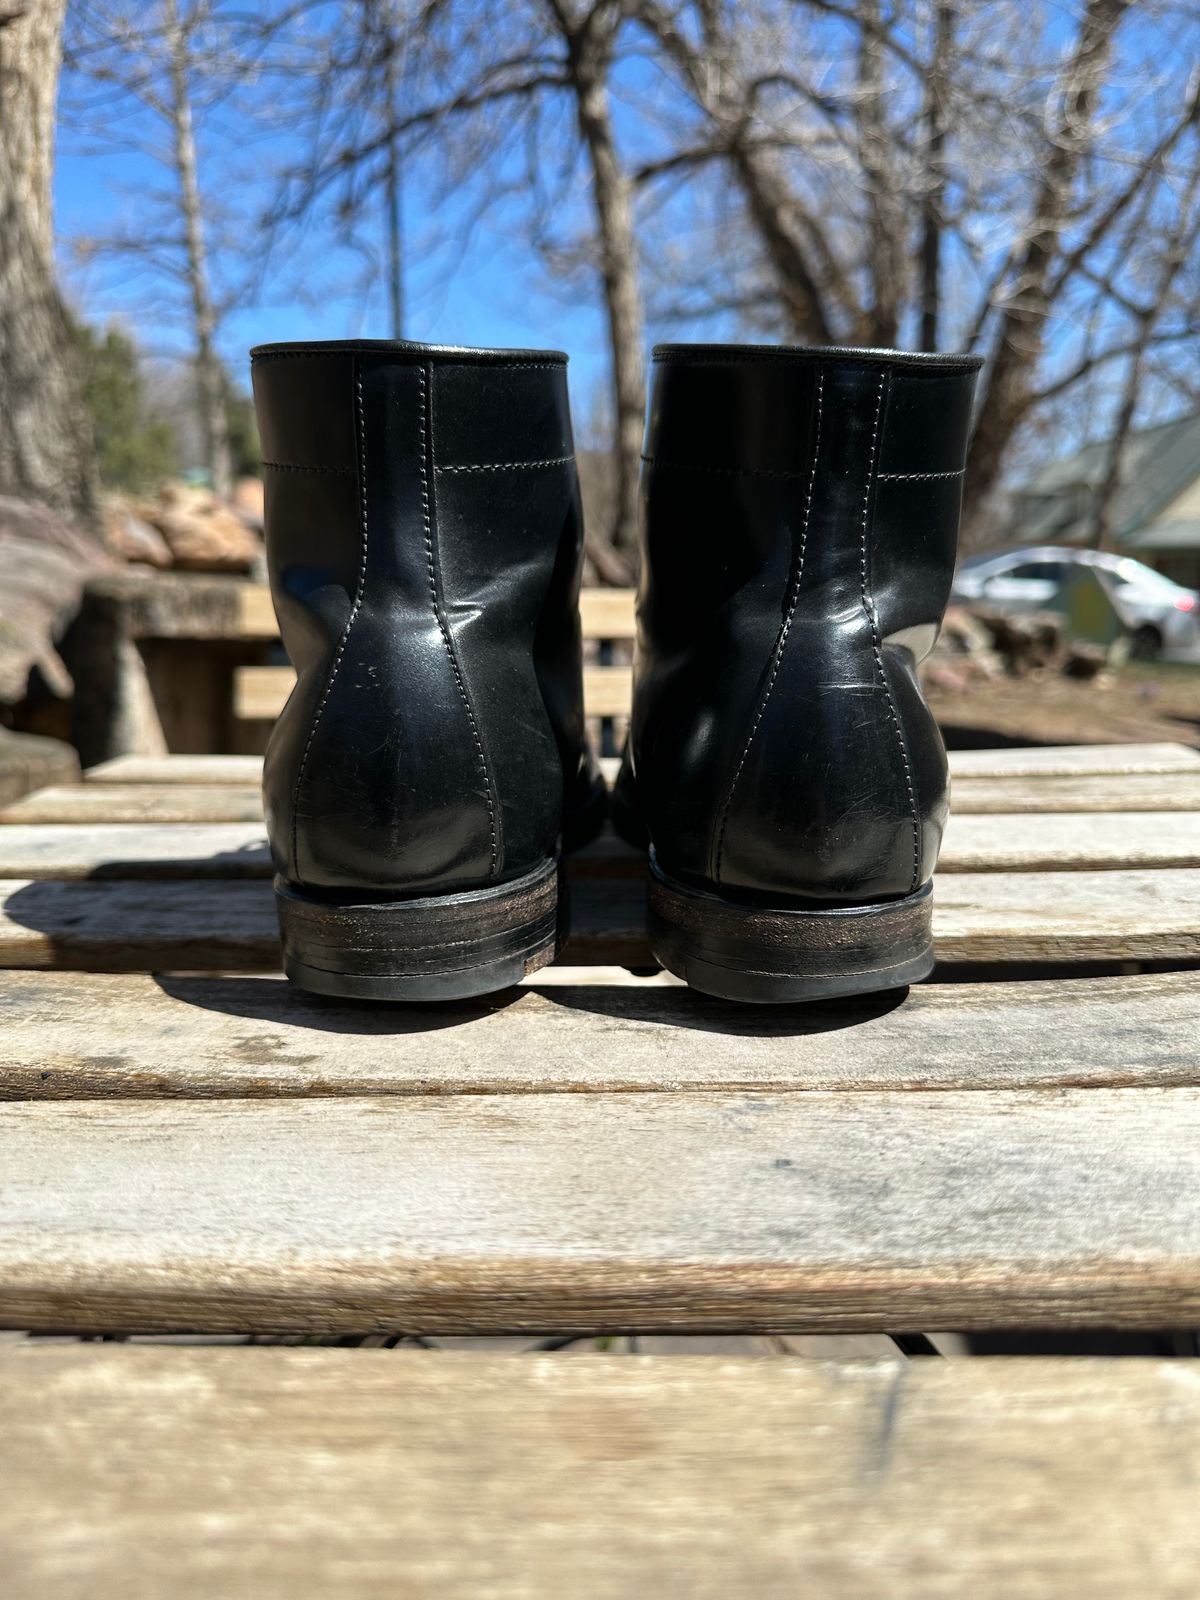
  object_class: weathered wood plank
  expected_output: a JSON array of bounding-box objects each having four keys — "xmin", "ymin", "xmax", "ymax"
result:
[
  {"xmin": 946, "ymin": 741, "xmax": 1200, "ymax": 778},
  {"xmin": 4, "ymin": 1349, "xmax": 1198, "ymax": 1600},
  {"xmin": 233, "ymin": 663, "xmax": 634, "ymax": 723},
  {"xmin": 3, "ymin": 1087, "xmax": 1200, "ymax": 1331},
  {"xmin": 0, "ymin": 870, "xmax": 1193, "ymax": 969},
  {"xmin": 86, "ymin": 754, "xmax": 264, "ymax": 785},
  {"xmin": 940, "ymin": 812, "xmax": 1200, "ymax": 872},
  {"xmin": 84, "ymin": 742, "xmax": 1200, "ymax": 788},
  {"xmin": 0, "ymin": 969, "xmax": 1194, "ymax": 1099},
  {"xmin": 950, "ymin": 772, "xmax": 1200, "ymax": 813},
  {"xmin": 0, "ymin": 784, "xmax": 266, "ymax": 823},
  {"xmin": 5, "ymin": 811, "xmax": 1197, "ymax": 880},
  {"xmin": 580, "ymin": 586, "xmax": 637, "ymax": 638},
  {"xmin": 232, "ymin": 582, "xmax": 636, "ymax": 643},
  {"xmin": 25, "ymin": 770, "xmax": 1200, "ymax": 823},
  {"xmin": 0, "ymin": 824, "xmax": 271, "ymax": 879}
]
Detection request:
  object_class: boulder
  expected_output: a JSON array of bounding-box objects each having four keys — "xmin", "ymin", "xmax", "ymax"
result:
[{"xmin": 137, "ymin": 483, "xmax": 262, "ymax": 573}]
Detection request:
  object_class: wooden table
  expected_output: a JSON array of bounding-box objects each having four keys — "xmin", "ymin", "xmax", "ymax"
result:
[{"xmin": 2, "ymin": 741, "xmax": 1199, "ymax": 1595}]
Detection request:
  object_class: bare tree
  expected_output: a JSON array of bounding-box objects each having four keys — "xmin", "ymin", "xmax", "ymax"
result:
[
  {"xmin": 62, "ymin": 0, "xmax": 252, "ymax": 495},
  {"xmin": 0, "ymin": 0, "xmax": 98, "ymax": 519},
  {"xmin": 633, "ymin": 0, "xmax": 1200, "ymax": 533},
  {"xmin": 263, "ymin": 0, "xmax": 646, "ymax": 559},
  {"xmin": 1089, "ymin": 139, "xmax": 1200, "ymax": 550}
]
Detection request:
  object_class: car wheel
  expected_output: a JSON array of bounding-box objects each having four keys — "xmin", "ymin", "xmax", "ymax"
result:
[{"xmin": 1130, "ymin": 624, "xmax": 1163, "ymax": 661}]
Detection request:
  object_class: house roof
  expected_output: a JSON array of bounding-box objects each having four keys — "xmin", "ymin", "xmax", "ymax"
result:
[{"xmin": 1014, "ymin": 411, "xmax": 1200, "ymax": 547}]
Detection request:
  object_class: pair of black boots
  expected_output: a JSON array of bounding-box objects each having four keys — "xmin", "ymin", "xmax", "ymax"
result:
[{"xmin": 252, "ymin": 338, "xmax": 980, "ymax": 1005}]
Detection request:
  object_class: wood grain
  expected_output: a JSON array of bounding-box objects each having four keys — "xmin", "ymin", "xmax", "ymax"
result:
[
  {"xmin": 4, "ymin": 811, "xmax": 1198, "ymax": 880},
  {"xmin": 945, "ymin": 741, "xmax": 1200, "ymax": 777},
  {"xmin": 0, "ymin": 784, "xmax": 265, "ymax": 824},
  {"xmin": 0, "ymin": 969, "xmax": 1194, "ymax": 1099},
  {"xmin": 233, "ymin": 664, "xmax": 634, "ymax": 723},
  {"xmin": 29, "ymin": 771, "xmax": 1200, "ymax": 825},
  {"xmin": 231, "ymin": 582, "xmax": 637, "ymax": 643},
  {"xmin": 3, "ymin": 1348, "xmax": 1198, "ymax": 1600},
  {"xmin": 3, "ymin": 1087, "xmax": 1200, "ymax": 1331},
  {"xmin": 950, "ymin": 772, "xmax": 1200, "ymax": 813},
  {"xmin": 84, "ymin": 742, "xmax": 1200, "ymax": 788},
  {"xmin": 0, "ymin": 869, "xmax": 1193, "ymax": 970},
  {"xmin": 86, "ymin": 754, "xmax": 265, "ymax": 785}
]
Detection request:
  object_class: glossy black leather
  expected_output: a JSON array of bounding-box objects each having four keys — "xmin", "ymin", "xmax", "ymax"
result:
[
  {"xmin": 619, "ymin": 342, "xmax": 982, "ymax": 904},
  {"xmin": 251, "ymin": 339, "xmax": 601, "ymax": 897}
]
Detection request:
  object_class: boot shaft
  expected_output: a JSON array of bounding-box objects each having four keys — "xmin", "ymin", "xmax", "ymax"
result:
[
  {"xmin": 252, "ymin": 340, "xmax": 592, "ymax": 894},
  {"xmin": 632, "ymin": 343, "xmax": 981, "ymax": 900}
]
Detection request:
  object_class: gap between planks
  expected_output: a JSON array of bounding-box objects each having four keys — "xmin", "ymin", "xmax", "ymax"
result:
[
  {"xmin": 2, "ymin": 1348, "xmax": 1198, "ymax": 1600},
  {"xmin": 0, "ymin": 968, "xmax": 1196, "ymax": 1099},
  {"xmin": 4, "ymin": 1086, "xmax": 1200, "ymax": 1332}
]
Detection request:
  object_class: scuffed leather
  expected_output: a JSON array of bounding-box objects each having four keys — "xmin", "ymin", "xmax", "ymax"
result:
[
  {"xmin": 620, "ymin": 343, "xmax": 981, "ymax": 905},
  {"xmin": 252, "ymin": 339, "xmax": 599, "ymax": 896}
]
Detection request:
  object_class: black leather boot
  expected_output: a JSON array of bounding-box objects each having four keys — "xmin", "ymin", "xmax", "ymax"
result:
[
  {"xmin": 616, "ymin": 342, "xmax": 982, "ymax": 1003},
  {"xmin": 251, "ymin": 339, "xmax": 604, "ymax": 1000}
]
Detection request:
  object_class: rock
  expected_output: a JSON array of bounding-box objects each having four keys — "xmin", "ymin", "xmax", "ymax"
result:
[
  {"xmin": 138, "ymin": 483, "xmax": 262, "ymax": 573},
  {"xmin": 103, "ymin": 498, "xmax": 173, "ymax": 568}
]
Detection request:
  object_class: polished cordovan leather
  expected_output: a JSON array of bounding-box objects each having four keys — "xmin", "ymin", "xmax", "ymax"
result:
[
  {"xmin": 621, "ymin": 342, "xmax": 982, "ymax": 904},
  {"xmin": 251, "ymin": 339, "xmax": 600, "ymax": 898}
]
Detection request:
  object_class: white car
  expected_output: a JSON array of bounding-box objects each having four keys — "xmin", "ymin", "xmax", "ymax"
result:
[{"xmin": 952, "ymin": 546, "xmax": 1200, "ymax": 658}]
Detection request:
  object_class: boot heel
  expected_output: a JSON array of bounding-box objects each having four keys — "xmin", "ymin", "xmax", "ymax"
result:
[
  {"xmin": 647, "ymin": 855, "xmax": 934, "ymax": 1003},
  {"xmin": 276, "ymin": 857, "xmax": 563, "ymax": 1001}
]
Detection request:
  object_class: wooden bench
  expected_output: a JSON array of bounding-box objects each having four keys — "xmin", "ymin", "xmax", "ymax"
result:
[
  {"xmin": 69, "ymin": 574, "xmax": 637, "ymax": 762},
  {"xmin": 2, "ymin": 740, "xmax": 1199, "ymax": 1593}
]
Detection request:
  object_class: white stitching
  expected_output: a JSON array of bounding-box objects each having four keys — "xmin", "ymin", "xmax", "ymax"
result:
[
  {"xmin": 861, "ymin": 371, "xmax": 921, "ymax": 893},
  {"xmin": 712, "ymin": 371, "xmax": 825, "ymax": 884},
  {"xmin": 436, "ymin": 454, "xmax": 574, "ymax": 474},
  {"xmin": 876, "ymin": 469, "xmax": 964, "ymax": 481},
  {"xmin": 290, "ymin": 363, "xmax": 369, "ymax": 878},
  {"xmin": 420, "ymin": 364, "xmax": 499, "ymax": 876}
]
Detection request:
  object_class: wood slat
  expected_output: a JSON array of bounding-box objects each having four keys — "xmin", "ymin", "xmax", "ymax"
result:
[
  {"xmin": 946, "ymin": 741, "xmax": 1200, "ymax": 778},
  {"xmin": 579, "ymin": 586, "xmax": 636, "ymax": 639},
  {"xmin": 4, "ymin": 1348, "xmax": 1198, "ymax": 1600},
  {"xmin": 4, "ymin": 1086, "xmax": 1200, "ymax": 1331},
  {"xmin": 0, "ymin": 869, "xmax": 1194, "ymax": 969},
  {"xmin": 232, "ymin": 664, "xmax": 635, "ymax": 723},
  {"xmin": 231, "ymin": 583, "xmax": 636, "ymax": 644},
  {"xmin": 582, "ymin": 665, "xmax": 632, "ymax": 718},
  {"xmin": 0, "ymin": 784, "xmax": 266, "ymax": 823},
  {"xmin": 0, "ymin": 969, "xmax": 1194, "ymax": 1099},
  {"xmin": 1, "ymin": 811, "xmax": 1199, "ymax": 880},
  {"xmin": 21, "ymin": 772, "xmax": 1200, "ymax": 824},
  {"xmin": 950, "ymin": 772, "xmax": 1200, "ymax": 813},
  {"xmin": 84, "ymin": 742, "xmax": 1200, "ymax": 788},
  {"xmin": 86, "ymin": 754, "xmax": 265, "ymax": 785}
]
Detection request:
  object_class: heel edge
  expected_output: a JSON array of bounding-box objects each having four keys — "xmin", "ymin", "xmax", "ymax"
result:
[
  {"xmin": 648, "ymin": 862, "xmax": 933, "ymax": 1003},
  {"xmin": 276, "ymin": 858, "xmax": 562, "ymax": 1002}
]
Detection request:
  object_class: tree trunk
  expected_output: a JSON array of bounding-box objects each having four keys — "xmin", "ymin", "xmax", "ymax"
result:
[
  {"xmin": 0, "ymin": 0, "xmax": 99, "ymax": 521},
  {"xmin": 164, "ymin": 0, "xmax": 232, "ymax": 498},
  {"xmin": 566, "ymin": 29, "xmax": 645, "ymax": 555},
  {"xmin": 855, "ymin": 0, "xmax": 904, "ymax": 346},
  {"xmin": 918, "ymin": 2, "xmax": 953, "ymax": 351},
  {"xmin": 962, "ymin": 0, "xmax": 1130, "ymax": 529}
]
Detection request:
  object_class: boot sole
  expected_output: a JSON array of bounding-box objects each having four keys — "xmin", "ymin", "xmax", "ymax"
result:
[
  {"xmin": 647, "ymin": 855, "xmax": 934, "ymax": 1004},
  {"xmin": 276, "ymin": 857, "xmax": 563, "ymax": 1002}
]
